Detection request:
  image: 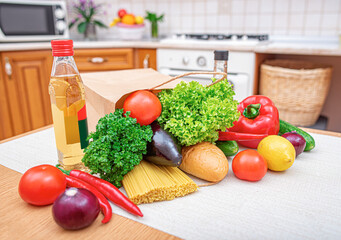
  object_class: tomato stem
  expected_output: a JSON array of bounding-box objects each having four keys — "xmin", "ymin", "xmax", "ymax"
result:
[{"xmin": 56, "ymin": 164, "xmax": 71, "ymax": 175}]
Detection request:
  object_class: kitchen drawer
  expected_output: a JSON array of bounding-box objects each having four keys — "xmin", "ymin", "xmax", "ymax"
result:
[{"xmin": 74, "ymin": 48, "xmax": 134, "ymax": 72}]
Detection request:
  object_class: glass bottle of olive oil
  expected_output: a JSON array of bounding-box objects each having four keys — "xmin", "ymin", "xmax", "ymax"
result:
[{"xmin": 49, "ymin": 40, "xmax": 88, "ymax": 170}]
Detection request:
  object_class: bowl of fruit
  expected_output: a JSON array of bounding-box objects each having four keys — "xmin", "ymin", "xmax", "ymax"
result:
[{"xmin": 110, "ymin": 9, "xmax": 145, "ymax": 40}]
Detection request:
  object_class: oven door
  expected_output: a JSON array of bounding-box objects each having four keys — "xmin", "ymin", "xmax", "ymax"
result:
[{"xmin": 158, "ymin": 68, "xmax": 251, "ymax": 102}]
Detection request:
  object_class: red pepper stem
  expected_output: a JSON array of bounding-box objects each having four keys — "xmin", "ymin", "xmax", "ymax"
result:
[{"xmin": 243, "ymin": 103, "xmax": 261, "ymax": 119}]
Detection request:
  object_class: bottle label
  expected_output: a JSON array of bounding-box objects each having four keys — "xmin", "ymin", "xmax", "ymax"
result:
[{"xmin": 77, "ymin": 105, "xmax": 89, "ymax": 149}]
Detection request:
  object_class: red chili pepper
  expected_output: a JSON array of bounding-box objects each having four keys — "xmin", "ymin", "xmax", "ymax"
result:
[
  {"xmin": 65, "ymin": 175, "xmax": 112, "ymax": 224},
  {"xmin": 70, "ymin": 170, "xmax": 143, "ymax": 217},
  {"xmin": 218, "ymin": 131, "xmax": 269, "ymax": 141},
  {"xmin": 228, "ymin": 95, "xmax": 279, "ymax": 148}
]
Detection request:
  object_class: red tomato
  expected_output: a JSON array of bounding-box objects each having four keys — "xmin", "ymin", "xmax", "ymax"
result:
[
  {"xmin": 118, "ymin": 9, "xmax": 127, "ymax": 18},
  {"xmin": 232, "ymin": 149, "xmax": 267, "ymax": 181},
  {"xmin": 18, "ymin": 165, "xmax": 66, "ymax": 206},
  {"xmin": 123, "ymin": 90, "xmax": 162, "ymax": 126}
]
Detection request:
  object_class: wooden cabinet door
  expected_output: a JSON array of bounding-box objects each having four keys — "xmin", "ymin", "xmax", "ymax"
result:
[
  {"xmin": 1, "ymin": 51, "xmax": 53, "ymax": 136},
  {"xmin": 0, "ymin": 58, "xmax": 13, "ymax": 140},
  {"xmin": 134, "ymin": 49, "xmax": 157, "ymax": 70}
]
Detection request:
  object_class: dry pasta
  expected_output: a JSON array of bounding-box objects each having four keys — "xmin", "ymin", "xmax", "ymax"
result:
[{"xmin": 122, "ymin": 160, "xmax": 198, "ymax": 205}]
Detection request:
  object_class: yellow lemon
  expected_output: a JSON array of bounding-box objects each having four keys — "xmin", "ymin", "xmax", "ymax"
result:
[
  {"xmin": 135, "ymin": 16, "xmax": 144, "ymax": 24},
  {"xmin": 257, "ymin": 135, "xmax": 295, "ymax": 171}
]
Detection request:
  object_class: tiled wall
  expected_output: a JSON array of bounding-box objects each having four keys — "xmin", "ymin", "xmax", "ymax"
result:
[{"xmin": 67, "ymin": 0, "xmax": 341, "ymax": 37}]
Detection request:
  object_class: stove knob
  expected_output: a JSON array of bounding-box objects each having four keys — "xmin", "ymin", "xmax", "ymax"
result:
[
  {"xmin": 182, "ymin": 57, "xmax": 190, "ymax": 65},
  {"xmin": 202, "ymin": 34, "xmax": 209, "ymax": 40},
  {"xmin": 180, "ymin": 34, "xmax": 187, "ymax": 40},
  {"xmin": 231, "ymin": 35, "xmax": 238, "ymax": 41},
  {"xmin": 242, "ymin": 35, "xmax": 248, "ymax": 41},
  {"xmin": 197, "ymin": 56, "xmax": 206, "ymax": 67}
]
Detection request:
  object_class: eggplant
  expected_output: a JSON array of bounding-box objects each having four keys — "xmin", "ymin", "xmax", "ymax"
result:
[{"xmin": 145, "ymin": 122, "xmax": 182, "ymax": 166}]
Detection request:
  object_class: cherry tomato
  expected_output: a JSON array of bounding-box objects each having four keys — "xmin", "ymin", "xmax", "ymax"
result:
[
  {"xmin": 232, "ymin": 149, "xmax": 267, "ymax": 181},
  {"xmin": 118, "ymin": 9, "xmax": 127, "ymax": 18},
  {"xmin": 123, "ymin": 90, "xmax": 162, "ymax": 126},
  {"xmin": 18, "ymin": 165, "xmax": 66, "ymax": 206}
]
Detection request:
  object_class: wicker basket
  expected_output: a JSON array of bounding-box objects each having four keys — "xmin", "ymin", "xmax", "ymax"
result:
[{"xmin": 260, "ymin": 60, "xmax": 332, "ymax": 126}]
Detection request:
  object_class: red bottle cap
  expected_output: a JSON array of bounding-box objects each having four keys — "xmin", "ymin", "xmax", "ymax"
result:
[{"xmin": 51, "ymin": 39, "xmax": 74, "ymax": 57}]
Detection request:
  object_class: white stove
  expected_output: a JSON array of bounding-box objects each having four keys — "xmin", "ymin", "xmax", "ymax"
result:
[
  {"xmin": 160, "ymin": 34, "xmax": 268, "ymax": 46},
  {"xmin": 157, "ymin": 34, "xmax": 266, "ymax": 102}
]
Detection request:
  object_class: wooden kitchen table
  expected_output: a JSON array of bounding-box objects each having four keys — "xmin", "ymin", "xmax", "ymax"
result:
[
  {"xmin": 0, "ymin": 126, "xmax": 179, "ymax": 240},
  {"xmin": 0, "ymin": 126, "xmax": 341, "ymax": 240}
]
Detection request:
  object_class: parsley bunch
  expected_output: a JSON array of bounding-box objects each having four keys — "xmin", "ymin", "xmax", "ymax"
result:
[
  {"xmin": 157, "ymin": 80, "xmax": 240, "ymax": 146},
  {"xmin": 82, "ymin": 109, "xmax": 153, "ymax": 187}
]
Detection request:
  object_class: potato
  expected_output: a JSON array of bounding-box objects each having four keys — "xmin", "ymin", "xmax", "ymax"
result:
[{"xmin": 180, "ymin": 142, "xmax": 229, "ymax": 182}]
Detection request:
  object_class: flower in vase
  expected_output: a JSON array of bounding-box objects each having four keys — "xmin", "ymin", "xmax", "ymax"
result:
[{"xmin": 69, "ymin": 0, "xmax": 107, "ymax": 39}]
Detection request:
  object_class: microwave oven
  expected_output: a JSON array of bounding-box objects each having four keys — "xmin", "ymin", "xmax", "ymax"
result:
[{"xmin": 0, "ymin": 0, "xmax": 69, "ymax": 42}]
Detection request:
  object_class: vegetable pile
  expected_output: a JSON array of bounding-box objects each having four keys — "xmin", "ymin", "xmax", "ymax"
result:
[
  {"xmin": 158, "ymin": 80, "xmax": 240, "ymax": 146},
  {"xmin": 19, "ymin": 164, "xmax": 144, "ymax": 231},
  {"xmin": 82, "ymin": 109, "xmax": 153, "ymax": 187},
  {"xmin": 17, "ymin": 72, "xmax": 319, "ymax": 231}
]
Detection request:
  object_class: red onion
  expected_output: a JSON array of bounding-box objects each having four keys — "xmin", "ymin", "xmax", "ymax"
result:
[
  {"xmin": 52, "ymin": 188, "xmax": 100, "ymax": 230},
  {"xmin": 281, "ymin": 131, "xmax": 306, "ymax": 157}
]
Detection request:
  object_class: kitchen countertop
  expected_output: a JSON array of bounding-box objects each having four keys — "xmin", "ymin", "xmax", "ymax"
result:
[
  {"xmin": 255, "ymin": 41, "xmax": 341, "ymax": 56},
  {"xmin": 0, "ymin": 39, "xmax": 259, "ymax": 52},
  {"xmin": 0, "ymin": 125, "xmax": 341, "ymax": 239},
  {"xmin": 1, "ymin": 39, "xmax": 341, "ymax": 56}
]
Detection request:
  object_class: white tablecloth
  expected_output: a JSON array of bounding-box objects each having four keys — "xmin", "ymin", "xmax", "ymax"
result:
[{"xmin": 1, "ymin": 128, "xmax": 341, "ymax": 240}]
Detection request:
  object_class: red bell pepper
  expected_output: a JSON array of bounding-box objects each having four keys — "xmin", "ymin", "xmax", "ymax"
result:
[
  {"xmin": 218, "ymin": 131, "xmax": 269, "ymax": 141},
  {"xmin": 228, "ymin": 95, "xmax": 279, "ymax": 148}
]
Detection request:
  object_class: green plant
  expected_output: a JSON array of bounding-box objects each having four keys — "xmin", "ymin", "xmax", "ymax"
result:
[
  {"xmin": 157, "ymin": 79, "xmax": 240, "ymax": 146},
  {"xmin": 145, "ymin": 11, "xmax": 164, "ymax": 38},
  {"xmin": 69, "ymin": 0, "xmax": 107, "ymax": 34},
  {"xmin": 82, "ymin": 109, "xmax": 153, "ymax": 188}
]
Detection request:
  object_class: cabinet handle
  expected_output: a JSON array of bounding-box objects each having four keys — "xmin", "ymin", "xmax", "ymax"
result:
[
  {"xmin": 87, "ymin": 57, "xmax": 108, "ymax": 63},
  {"xmin": 4, "ymin": 57, "xmax": 12, "ymax": 79},
  {"xmin": 143, "ymin": 54, "xmax": 150, "ymax": 68}
]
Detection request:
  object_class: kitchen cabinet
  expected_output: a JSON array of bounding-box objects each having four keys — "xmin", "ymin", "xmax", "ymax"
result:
[
  {"xmin": 0, "ymin": 47, "xmax": 157, "ymax": 140},
  {"xmin": 0, "ymin": 50, "xmax": 53, "ymax": 138},
  {"xmin": 74, "ymin": 48, "xmax": 134, "ymax": 72},
  {"xmin": 134, "ymin": 49, "xmax": 157, "ymax": 70},
  {"xmin": 254, "ymin": 53, "xmax": 341, "ymax": 133},
  {"xmin": 0, "ymin": 58, "xmax": 13, "ymax": 140},
  {"xmin": 253, "ymin": 53, "xmax": 274, "ymax": 95}
]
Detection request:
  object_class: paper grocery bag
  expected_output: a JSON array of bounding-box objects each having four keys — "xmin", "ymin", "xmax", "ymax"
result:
[{"xmin": 81, "ymin": 68, "xmax": 182, "ymax": 132}]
